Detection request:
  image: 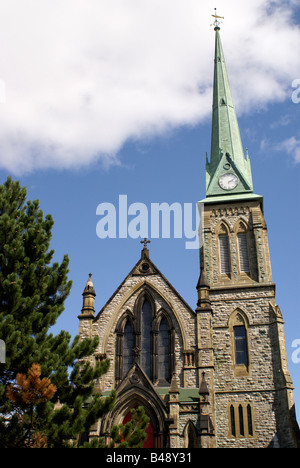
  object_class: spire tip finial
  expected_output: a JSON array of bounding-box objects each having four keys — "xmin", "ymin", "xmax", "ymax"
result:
[{"xmin": 211, "ymin": 8, "xmax": 224, "ymax": 30}]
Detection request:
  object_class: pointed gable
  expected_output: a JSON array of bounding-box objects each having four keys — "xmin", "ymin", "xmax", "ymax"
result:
[
  {"xmin": 90, "ymin": 243, "xmax": 196, "ymax": 392},
  {"xmin": 94, "ymin": 244, "xmax": 194, "ymax": 324}
]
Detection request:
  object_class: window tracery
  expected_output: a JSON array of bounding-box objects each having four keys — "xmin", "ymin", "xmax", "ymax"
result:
[{"xmin": 115, "ymin": 289, "xmax": 175, "ymax": 386}]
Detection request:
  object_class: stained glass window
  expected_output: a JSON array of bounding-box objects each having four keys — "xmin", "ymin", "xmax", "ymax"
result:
[
  {"xmin": 123, "ymin": 320, "xmax": 133, "ymax": 377},
  {"xmin": 158, "ymin": 318, "xmax": 169, "ymax": 384},
  {"xmin": 234, "ymin": 326, "xmax": 248, "ymax": 366},
  {"xmin": 140, "ymin": 300, "xmax": 151, "ymax": 378}
]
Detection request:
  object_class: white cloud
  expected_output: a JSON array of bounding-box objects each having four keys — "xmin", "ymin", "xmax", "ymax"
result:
[
  {"xmin": 276, "ymin": 136, "xmax": 300, "ymax": 163},
  {"xmin": 0, "ymin": 0, "xmax": 299, "ymax": 174}
]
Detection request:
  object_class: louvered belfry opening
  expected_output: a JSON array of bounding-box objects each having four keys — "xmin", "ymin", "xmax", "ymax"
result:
[
  {"xmin": 237, "ymin": 233, "xmax": 250, "ymax": 273},
  {"xmin": 219, "ymin": 234, "xmax": 231, "ymax": 274}
]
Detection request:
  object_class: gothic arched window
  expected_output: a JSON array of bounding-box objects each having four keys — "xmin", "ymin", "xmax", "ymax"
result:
[
  {"xmin": 115, "ymin": 313, "xmax": 135, "ymax": 383},
  {"xmin": 230, "ymin": 405, "xmax": 236, "ymax": 437},
  {"xmin": 115, "ymin": 290, "xmax": 176, "ymax": 386},
  {"xmin": 140, "ymin": 300, "xmax": 151, "ymax": 379},
  {"xmin": 123, "ymin": 320, "xmax": 134, "ymax": 378},
  {"xmin": 238, "ymin": 404, "xmax": 244, "ymax": 436},
  {"xmin": 234, "ymin": 325, "xmax": 248, "ymax": 366},
  {"xmin": 229, "ymin": 310, "xmax": 250, "ymax": 376},
  {"xmin": 157, "ymin": 318, "xmax": 169, "ymax": 385},
  {"xmin": 247, "ymin": 404, "xmax": 253, "ymax": 436},
  {"xmin": 183, "ymin": 421, "xmax": 198, "ymax": 448}
]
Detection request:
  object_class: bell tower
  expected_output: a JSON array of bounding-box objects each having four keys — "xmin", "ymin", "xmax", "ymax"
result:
[
  {"xmin": 201, "ymin": 17, "xmax": 273, "ymax": 288},
  {"xmin": 198, "ymin": 17, "xmax": 299, "ymax": 447}
]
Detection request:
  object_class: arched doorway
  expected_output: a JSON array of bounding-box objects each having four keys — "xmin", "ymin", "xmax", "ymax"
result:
[
  {"xmin": 101, "ymin": 363, "xmax": 168, "ymax": 448},
  {"xmin": 123, "ymin": 410, "xmax": 154, "ymax": 448}
]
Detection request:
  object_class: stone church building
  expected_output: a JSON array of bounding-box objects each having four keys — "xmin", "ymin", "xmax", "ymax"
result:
[{"xmin": 78, "ymin": 24, "xmax": 299, "ymax": 448}]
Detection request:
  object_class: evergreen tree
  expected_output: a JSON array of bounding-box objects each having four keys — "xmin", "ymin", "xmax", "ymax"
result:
[
  {"xmin": 81, "ymin": 406, "xmax": 150, "ymax": 448},
  {"xmin": 110, "ymin": 406, "xmax": 150, "ymax": 448},
  {"xmin": 0, "ymin": 177, "xmax": 124, "ymax": 448},
  {"xmin": 6, "ymin": 363, "xmax": 57, "ymax": 447}
]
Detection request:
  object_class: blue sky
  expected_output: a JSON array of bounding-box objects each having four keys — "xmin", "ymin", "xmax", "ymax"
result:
[{"xmin": 1, "ymin": 0, "xmax": 300, "ymax": 413}]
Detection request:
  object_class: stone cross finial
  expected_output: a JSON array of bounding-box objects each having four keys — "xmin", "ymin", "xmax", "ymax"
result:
[{"xmin": 140, "ymin": 238, "xmax": 151, "ymax": 249}]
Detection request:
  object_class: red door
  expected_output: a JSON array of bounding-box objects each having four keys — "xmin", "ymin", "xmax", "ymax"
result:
[{"xmin": 123, "ymin": 411, "xmax": 154, "ymax": 448}]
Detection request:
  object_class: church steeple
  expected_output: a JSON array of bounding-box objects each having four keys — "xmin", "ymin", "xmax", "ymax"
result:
[{"xmin": 204, "ymin": 24, "xmax": 260, "ymax": 203}]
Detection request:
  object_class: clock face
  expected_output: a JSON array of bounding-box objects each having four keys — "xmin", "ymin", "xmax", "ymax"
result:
[{"xmin": 218, "ymin": 173, "xmax": 239, "ymax": 190}]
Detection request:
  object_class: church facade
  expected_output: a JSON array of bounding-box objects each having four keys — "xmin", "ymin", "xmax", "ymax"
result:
[{"xmin": 77, "ymin": 25, "xmax": 299, "ymax": 448}]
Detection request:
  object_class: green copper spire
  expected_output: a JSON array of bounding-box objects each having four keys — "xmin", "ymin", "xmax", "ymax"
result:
[{"xmin": 203, "ymin": 24, "xmax": 261, "ymax": 204}]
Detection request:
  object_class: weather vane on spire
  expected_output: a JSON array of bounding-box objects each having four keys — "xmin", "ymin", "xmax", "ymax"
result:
[{"xmin": 211, "ymin": 8, "xmax": 224, "ymax": 30}]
